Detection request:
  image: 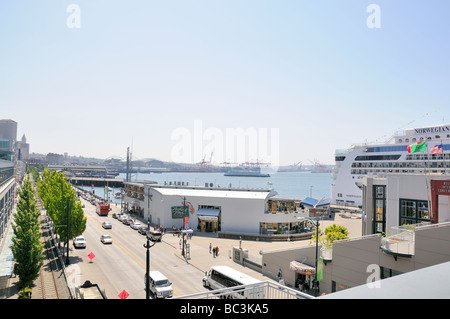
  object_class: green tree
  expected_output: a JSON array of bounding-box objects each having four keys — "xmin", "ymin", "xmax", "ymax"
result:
[
  {"xmin": 37, "ymin": 169, "xmax": 86, "ymax": 247},
  {"xmin": 310, "ymin": 224, "xmax": 349, "ymax": 248},
  {"xmin": 11, "ymin": 179, "xmax": 44, "ymax": 289},
  {"xmin": 323, "ymin": 224, "xmax": 349, "ymax": 244}
]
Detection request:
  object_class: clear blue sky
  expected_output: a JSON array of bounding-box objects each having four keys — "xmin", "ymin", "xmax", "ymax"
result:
[{"xmin": 1, "ymin": 1, "xmax": 449, "ymax": 166}]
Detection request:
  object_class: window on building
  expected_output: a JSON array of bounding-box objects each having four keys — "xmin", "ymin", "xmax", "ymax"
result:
[
  {"xmin": 332, "ymin": 281, "xmax": 350, "ymax": 293},
  {"xmin": 373, "ymin": 185, "xmax": 386, "ymax": 234},
  {"xmin": 399, "ymin": 199, "xmax": 431, "ymax": 225},
  {"xmin": 381, "ymin": 267, "xmax": 403, "ymax": 279}
]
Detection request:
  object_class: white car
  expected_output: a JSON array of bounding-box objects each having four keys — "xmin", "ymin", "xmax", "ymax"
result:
[
  {"xmin": 130, "ymin": 222, "xmax": 142, "ymax": 230},
  {"xmin": 102, "ymin": 221, "xmax": 112, "ymax": 229},
  {"xmin": 148, "ymin": 271, "xmax": 173, "ymax": 298},
  {"xmin": 100, "ymin": 234, "xmax": 113, "ymax": 244},
  {"xmin": 73, "ymin": 236, "xmax": 86, "ymax": 248}
]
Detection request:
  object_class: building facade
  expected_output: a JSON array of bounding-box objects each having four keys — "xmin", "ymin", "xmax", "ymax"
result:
[
  {"xmin": 0, "ymin": 160, "xmax": 16, "ymax": 244},
  {"xmin": 260, "ymin": 173, "xmax": 450, "ymax": 296},
  {"xmin": 361, "ymin": 174, "xmax": 450, "ymax": 236},
  {"xmin": 122, "ymin": 182, "xmax": 312, "ymax": 236}
]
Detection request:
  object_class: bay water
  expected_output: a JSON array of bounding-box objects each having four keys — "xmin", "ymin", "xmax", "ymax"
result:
[{"xmin": 80, "ymin": 171, "xmax": 332, "ymax": 204}]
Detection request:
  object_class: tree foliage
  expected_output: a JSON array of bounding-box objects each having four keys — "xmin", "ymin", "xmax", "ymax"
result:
[
  {"xmin": 37, "ymin": 169, "xmax": 86, "ymax": 244},
  {"xmin": 11, "ymin": 178, "xmax": 44, "ymax": 289},
  {"xmin": 323, "ymin": 224, "xmax": 349, "ymax": 244},
  {"xmin": 310, "ymin": 224, "xmax": 350, "ymax": 248}
]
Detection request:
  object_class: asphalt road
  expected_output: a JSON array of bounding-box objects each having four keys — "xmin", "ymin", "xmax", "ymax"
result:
[{"xmin": 67, "ymin": 197, "xmax": 206, "ymax": 299}]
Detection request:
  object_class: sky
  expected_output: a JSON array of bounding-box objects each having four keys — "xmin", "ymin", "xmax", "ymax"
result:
[{"xmin": 1, "ymin": 1, "xmax": 449, "ymax": 166}]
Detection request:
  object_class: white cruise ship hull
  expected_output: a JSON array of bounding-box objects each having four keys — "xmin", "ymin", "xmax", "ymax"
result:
[{"xmin": 332, "ymin": 124, "xmax": 450, "ymax": 207}]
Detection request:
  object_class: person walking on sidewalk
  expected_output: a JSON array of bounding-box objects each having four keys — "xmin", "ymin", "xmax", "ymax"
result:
[{"xmin": 209, "ymin": 243, "xmax": 212, "ymax": 254}]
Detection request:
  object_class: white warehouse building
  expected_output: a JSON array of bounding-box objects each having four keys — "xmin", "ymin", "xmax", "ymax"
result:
[{"xmin": 122, "ymin": 182, "xmax": 316, "ymax": 237}]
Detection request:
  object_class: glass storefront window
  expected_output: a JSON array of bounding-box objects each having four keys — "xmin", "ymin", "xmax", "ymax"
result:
[
  {"xmin": 400, "ymin": 199, "xmax": 430, "ymax": 225},
  {"xmin": 401, "ymin": 200, "xmax": 416, "ymax": 218},
  {"xmin": 418, "ymin": 201, "xmax": 430, "ymax": 219}
]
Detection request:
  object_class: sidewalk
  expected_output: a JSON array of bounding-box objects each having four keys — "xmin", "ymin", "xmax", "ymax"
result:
[{"xmin": 0, "ymin": 215, "xmax": 17, "ymax": 299}]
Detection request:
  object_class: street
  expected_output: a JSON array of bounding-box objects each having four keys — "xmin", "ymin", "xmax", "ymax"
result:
[{"xmin": 67, "ymin": 197, "xmax": 206, "ymax": 299}]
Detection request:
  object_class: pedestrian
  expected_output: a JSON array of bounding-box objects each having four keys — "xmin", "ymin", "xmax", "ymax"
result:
[
  {"xmin": 209, "ymin": 243, "xmax": 212, "ymax": 254},
  {"xmin": 277, "ymin": 268, "xmax": 282, "ymax": 281},
  {"xmin": 212, "ymin": 247, "xmax": 216, "ymax": 258},
  {"xmin": 179, "ymin": 239, "xmax": 182, "ymax": 249},
  {"xmin": 216, "ymin": 246, "xmax": 219, "ymax": 256}
]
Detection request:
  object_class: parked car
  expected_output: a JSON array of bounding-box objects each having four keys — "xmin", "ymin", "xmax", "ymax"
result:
[
  {"xmin": 147, "ymin": 230, "xmax": 162, "ymax": 242},
  {"xmin": 102, "ymin": 221, "xmax": 112, "ymax": 229},
  {"xmin": 122, "ymin": 218, "xmax": 133, "ymax": 225},
  {"xmin": 118, "ymin": 215, "xmax": 128, "ymax": 222},
  {"xmin": 130, "ymin": 222, "xmax": 142, "ymax": 230},
  {"xmin": 100, "ymin": 234, "xmax": 113, "ymax": 244},
  {"xmin": 112, "ymin": 213, "xmax": 122, "ymax": 219},
  {"xmin": 73, "ymin": 236, "xmax": 86, "ymax": 248},
  {"xmin": 138, "ymin": 227, "xmax": 148, "ymax": 235}
]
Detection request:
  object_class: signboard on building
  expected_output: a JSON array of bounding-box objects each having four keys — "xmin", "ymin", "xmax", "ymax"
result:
[
  {"xmin": 433, "ymin": 180, "xmax": 450, "ymax": 195},
  {"xmin": 171, "ymin": 206, "xmax": 189, "ymax": 219}
]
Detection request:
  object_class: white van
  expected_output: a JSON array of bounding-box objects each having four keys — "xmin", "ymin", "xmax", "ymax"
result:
[
  {"xmin": 203, "ymin": 265, "xmax": 263, "ymax": 299},
  {"xmin": 149, "ymin": 271, "xmax": 173, "ymax": 298}
]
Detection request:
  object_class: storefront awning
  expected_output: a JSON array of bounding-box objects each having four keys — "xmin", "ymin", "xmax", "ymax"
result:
[
  {"xmin": 197, "ymin": 208, "xmax": 220, "ymax": 221},
  {"xmin": 290, "ymin": 260, "xmax": 315, "ymax": 275}
]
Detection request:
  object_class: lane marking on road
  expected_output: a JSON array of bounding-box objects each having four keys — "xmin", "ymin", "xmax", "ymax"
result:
[
  {"xmin": 86, "ymin": 216, "xmax": 181, "ymax": 297},
  {"xmin": 87, "ymin": 216, "xmax": 145, "ymax": 267}
]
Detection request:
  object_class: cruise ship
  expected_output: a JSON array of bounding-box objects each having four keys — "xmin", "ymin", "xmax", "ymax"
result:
[{"xmin": 331, "ymin": 123, "xmax": 450, "ymax": 207}]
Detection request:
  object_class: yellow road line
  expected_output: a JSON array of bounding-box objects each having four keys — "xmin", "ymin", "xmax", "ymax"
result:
[
  {"xmin": 86, "ymin": 216, "xmax": 181, "ymax": 296},
  {"xmin": 87, "ymin": 216, "xmax": 145, "ymax": 267}
]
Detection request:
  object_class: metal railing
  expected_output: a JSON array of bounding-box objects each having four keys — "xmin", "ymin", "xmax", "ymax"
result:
[
  {"xmin": 172, "ymin": 281, "xmax": 314, "ymax": 299},
  {"xmin": 380, "ymin": 224, "xmax": 418, "ymax": 257}
]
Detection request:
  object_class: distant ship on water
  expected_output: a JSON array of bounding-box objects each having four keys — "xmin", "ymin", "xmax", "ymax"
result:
[{"xmin": 224, "ymin": 162, "xmax": 270, "ymax": 177}]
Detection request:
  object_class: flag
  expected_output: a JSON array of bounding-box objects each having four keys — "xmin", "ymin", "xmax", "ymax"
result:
[
  {"xmin": 407, "ymin": 141, "xmax": 427, "ymax": 153},
  {"xmin": 431, "ymin": 144, "xmax": 443, "ymax": 155},
  {"xmin": 317, "ymin": 258, "xmax": 324, "ymax": 281}
]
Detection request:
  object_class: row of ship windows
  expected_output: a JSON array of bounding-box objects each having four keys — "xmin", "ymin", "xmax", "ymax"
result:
[
  {"xmin": 352, "ymin": 161, "xmax": 450, "ymax": 169},
  {"xmin": 365, "ymin": 143, "xmax": 449, "ymax": 153},
  {"xmin": 352, "ymin": 169, "xmax": 447, "ymax": 175},
  {"xmin": 337, "ymin": 153, "xmax": 450, "ymax": 162},
  {"xmin": 397, "ymin": 136, "xmax": 450, "ymax": 144}
]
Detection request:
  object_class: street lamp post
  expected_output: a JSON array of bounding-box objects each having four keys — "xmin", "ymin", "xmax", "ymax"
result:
[
  {"xmin": 144, "ymin": 188, "xmax": 155, "ymax": 300},
  {"xmin": 298, "ymin": 216, "xmax": 320, "ymax": 297},
  {"xmin": 143, "ymin": 233, "xmax": 156, "ymax": 300},
  {"xmin": 143, "ymin": 228, "xmax": 192, "ymax": 299}
]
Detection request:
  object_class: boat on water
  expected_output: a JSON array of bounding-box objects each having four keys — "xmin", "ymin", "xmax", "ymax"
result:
[
  {"xmin": 332, "ymin": 123, "xmax": 450, "ymax": 207},
  {"xmin": 224, "ymin": 165, "xmax": 270, "ymax": 177},
  {"xmin": 113, "ymin": 191, "xmax": 122, "ymax": 198},
  {"xmin": 277, "ymin": 162, "xmax": 303, "ymax": 172}
]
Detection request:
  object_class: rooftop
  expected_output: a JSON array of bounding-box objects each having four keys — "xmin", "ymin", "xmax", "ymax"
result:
[
  {"xmin": 320, "ymin": 261, "xmax": 450, "ymax": 299},
  {"xmin": 149, "ymin": 184, "xmax": 277, "ymax": 200}
]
